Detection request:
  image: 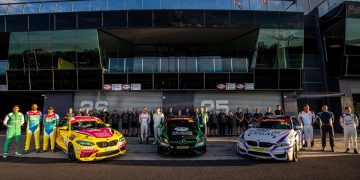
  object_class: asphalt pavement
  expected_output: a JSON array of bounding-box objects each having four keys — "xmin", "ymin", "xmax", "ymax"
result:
[{"xmin": 0, "ymin": 131, "xmax": 359, "ymax": 180}]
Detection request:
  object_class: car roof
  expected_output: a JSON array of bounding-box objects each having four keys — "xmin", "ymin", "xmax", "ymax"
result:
[
  {"xmin": 66, "ymin": 116, "xmax": 100, "ymax": 123},
  {"xmin": 165, "ymin": 117, "xmax": 193, "ymax": 122}
]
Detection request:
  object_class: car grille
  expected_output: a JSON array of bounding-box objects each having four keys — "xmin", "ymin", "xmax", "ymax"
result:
[
  {"xmin": 169, "ymin": 139, "xmax": 197, "ymax": 146},
  {"xmin": 246, "ymin": 141, "xmax": 257, "ymax": 146},
  {"xmin": 97, "ymin": 140, "xmax": 118, "ymax": 148},
  {"xmin": 259, "ymin": 142, "xmax": 274, "ymax": 148},
  {"xmin": 248, "ymin": 151, "xmax": 272, "ymax": 157},
  {"xmin": 95, "ymin": 149, "xmax": 120, "ymax": 157},
  {"xmin": 274, "ymin": 153, "xmax": 287, "ymax": 158}
]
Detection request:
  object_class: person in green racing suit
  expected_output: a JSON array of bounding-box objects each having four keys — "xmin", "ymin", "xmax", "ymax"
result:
[{"xmin": 3, "ymin": 105, "xmax": 25, "ymax": 158}]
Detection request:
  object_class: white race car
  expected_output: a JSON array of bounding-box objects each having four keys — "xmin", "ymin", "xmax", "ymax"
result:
[{"xmin": 237, "ymin": 116, "xmax": 303, "ymax": 162}]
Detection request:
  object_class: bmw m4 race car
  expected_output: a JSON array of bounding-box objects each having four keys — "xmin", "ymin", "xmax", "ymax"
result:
[
  {"xmin": 237, "ymin": 116, "xmax": 303, "ymax": 162},
  {"xmin": 56, "ymin": 116, "xmax": 127, "ymax": 162},
  {"xmin": 157, "ymin": 117, "xmax": 206, "ymax": 155}
]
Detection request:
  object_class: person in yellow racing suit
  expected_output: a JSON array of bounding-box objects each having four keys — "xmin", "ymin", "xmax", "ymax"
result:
[
  {"xmin": 24, "ymin": 104, "xmax": 42, "ymax": 154},
  {"xmin": 42, "ymin": 106, "xmax": 59, "ymax": 153}
]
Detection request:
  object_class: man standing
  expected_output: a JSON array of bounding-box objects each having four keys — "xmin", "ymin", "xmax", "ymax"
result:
[
  {"xmin": 264, "ymin": 107, "xmax": 273, "ymax": 116},
  {"xmin": 24, "ymin": 104, "xmax": 42, "ymax": 154},
  {"xmin": 121, "ymin": 108, "xmax": 130, "ymax": 136},
  {"xmin": 218, "ymin": 108, "xmax": 227, "ymax": 136},
  {"xmin": 100, "ymin": 108, "xmax": 110, "ymax": 124},
  {"xmin": 3, "ymin": 105, "xmax": 24, "ymax": 158},
  {"xmin": 166, "ymin": 107, "xmax": 175, "ymax": 119},
  {"xmin": 130, "ymin": 107, "xmax": 139, "ymax": 137},
  {"xmin": 184, "ymin": 107, "xmax": 191, "ymax": 117},
  {"xmin": 275, "ymin": 105, "xmax": 285, "ymax": 115},
  {"xmin": 243, "ymin": 108, "xmax": 252, "ymax": 130},
  {"xmin": 152, "ymin": 107, "xmax": 164, "ymax": 144},
  {"xmin": 209, "ymin": 109, "xmax": 218, "ymax": 136},
  {"xmin": 110, "ymin": 109, "xmax": 120, "ymax": 130},
  {"xmin": 75, "ymin": 107, "xmax": 84, "ymax": 116},
  {"xmin": 316, "ymin": 105, "xmax": 335, "ymax": 152},
  {"xmin": 298, "ymin": 104, "xmax": 316, "ymax": 150},
  {"xmin": 139, "ymin": 107, "xmax": 150, "ymax": 144},
  {"xmin": 199, "ymin": 107, "xmax": 208, "ymax": 136},
  {"xmin": 252, "ymin": 108, "xmax": 263, "ymax": 124},
  {"xmin": 42, "ymin": 106, "xmax": 60, "ymax": 153},
  {"xmin": 235, "ymin": 107, "xmax": 244, "ymax": 135},
  {"xmin": 340, "ymin": 107, "xmax": 359, "ymax": 154}
]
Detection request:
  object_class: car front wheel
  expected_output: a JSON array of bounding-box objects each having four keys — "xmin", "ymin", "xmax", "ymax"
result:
[{"xmin": 68, "ymin": 144, "xmax": 76, "ymax": 162}]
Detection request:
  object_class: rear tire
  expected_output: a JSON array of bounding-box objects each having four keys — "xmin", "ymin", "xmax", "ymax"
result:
[{"xmin": 68, "ymin": 144, "xmax": 76, "ymax": 162}]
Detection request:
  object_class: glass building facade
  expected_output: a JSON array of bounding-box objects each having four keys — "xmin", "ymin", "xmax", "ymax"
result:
[{"xmin": 0, "ymin": 0, "xmax": 304, "ymax": 91}]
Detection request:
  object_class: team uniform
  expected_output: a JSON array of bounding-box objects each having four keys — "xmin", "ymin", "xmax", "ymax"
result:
[
  {"xmin": 25, "ymin": 111, "xmax": 42, "ymax": 152},
  {"xmin": 43, "ymin": 113, "xmax": 60, "ymax": 151},
  {"xmin": 139, "ymin": 113, "xmax": 150, "ymax": 143},
  {"xmin": 3, "ymin": 112, "xmax": 24, "ymax": 155},
  {"xmin": 298, "ymin": 111, "xmax": 316, "ymax": 148},
  {"xmin": 199, "ymin": 112, "xmax": 208, "ymax": 136},
  {"xmin": 340, "ymin": 113, "xmax": 359, "ymax": 152},
  {"xmin": 152, "ymin": 112, "xmax": 165, "ymax": 143},
  {"xmin": 317, "ymin": 111, "xmax": 335, "ymax": 149}
]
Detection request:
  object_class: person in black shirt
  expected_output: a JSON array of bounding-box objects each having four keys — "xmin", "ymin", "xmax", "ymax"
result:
[
  {"xmin": 264, "ymin": 107, "xmax": 273, "ymax": 116},
  {"xmin": 209, "ymin": 109, "xmax": 218, "ymax": 136},
  {"xmin": 75, "ymin": 107, "xmax": 84, "ymax": 116},
  {"xmin": 275, "ymin": 105, "xmax": 285, "ymax": 115},
  {"xmin": 243, "ymin": 108, "xmax": 252, "ymax": 130},
  {"xmin": 110, "ymin": 109, "xmax": 120, "ymax": 130},
  {"xmin": 193, "ymin": 107, "xmax": 200, "ymax": 125},
  {"xmin": 252, "ymin": 108, "xmax": 263, "ymax": 124},
  {"xmin": 91, "ymin": 108, "xmax": 99, "ymax": 118},
  {"xmin": 218, "ymin": 108, "xmax": 227, "ymax": 136},
  {"xmin": 166, "ymin": 107, "xmax": 175, "ymax": 119},
  {"xmin": 235, "ymin": 107, "xmax": 244, "ymax": 135},
  {"xmin": 121, "ymin": 108, "xmax": 130, "ymax": 136},
  {"xmin": 184, "ymin": 107, "xmax": 191, "ymax": 117},
  {"xmin": 227, "ymin": 111, "xmax": 235, "ymax": 136},
  {"xmin": 316, "ymin": 105, "xmax": 335, "ymax": 152},
  {"xmin": 99, "ymin": 108, "xmax": 110, "ymax": 124},
  {"xmin": 130, "ymin": 107, "xmax": 139, "ymax": 137}
]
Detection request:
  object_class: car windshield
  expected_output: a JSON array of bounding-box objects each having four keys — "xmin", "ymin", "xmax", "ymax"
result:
[
  {"xmin": 252, "ymin": 120, "xmax": 292, "ymax": 130},
  {"xmin": 71, "ymin": 121, "xmax": 105, "ymax": 130},
  {"xmin": 166, "ymin": 120, "xmax": 197, "ymax": 132}
]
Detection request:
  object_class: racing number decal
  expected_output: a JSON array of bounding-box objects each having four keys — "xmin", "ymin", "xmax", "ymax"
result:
[{"xmin": 201, "ymin": 100, "xmax": 229, "ymax": 113}]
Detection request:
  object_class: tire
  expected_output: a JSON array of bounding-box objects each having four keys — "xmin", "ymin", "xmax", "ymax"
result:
[
  {"xmin": 292, "ymin": 143, "xmax": 298, "ymax": 162},
  {"xmin": 67, "ymin": 144, "xmax": 76, "ymax": 162}
]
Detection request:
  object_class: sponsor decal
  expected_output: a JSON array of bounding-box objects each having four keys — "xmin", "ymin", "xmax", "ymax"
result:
[
  {"xmin": 0, "ymin": 85, "xmax": 8, "ymax": 91},
  {"xmin": 216, "ymin": 83, "xmax": 226, "ymax": 90},
  {"xmin": 122, "ymin": 84, "xmax": 131, "ymax": 90},
  {"xmin": 171, "ymin": 131, "xmax": 193, "ymax": 136},
  {"xmin": 112, "ymin": 84, "xmax": 122, "ymax": 91},
  {"xmin": 174, "ymin": 127, "xmax": 189, "ymax": 132},
  {"xmin": 103, "ymin": 84, "xmax": 112, "ymax": 91},
  {"xmin": 236, "ymin": 83, "xmax": 245, "ymax": 90},
  {"xmin": 76, "ymin": 128, "xmax": 113, "ymax": 138},
  {"xmin": 226, "ymin": 83, "xmax": 236, "ymax": 90},
  {"xmin": 244, "ymin": 83, "xmax": 254, "ymax": 90},
  {"xmin": 248, "ymin": 129, "xmax": 282, "ymax": 138},
  {"xmin": 131, "ymin": 84, "xmax": 141, "ymax": 91}
]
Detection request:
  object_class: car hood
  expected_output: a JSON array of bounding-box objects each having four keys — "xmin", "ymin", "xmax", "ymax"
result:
[
  {"xmin": 244, "ymin": 128, "xmax": 292, "ymax": 143},
  {"xmin": 74, "ymin": 128, "xmax": 114, "ymax": 138},
  {"xmin": 166, "ymin": 127, "xmax": 198, "ymax": 140}
]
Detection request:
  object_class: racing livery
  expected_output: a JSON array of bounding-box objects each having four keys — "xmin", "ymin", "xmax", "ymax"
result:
[
  {"xmin": 56, "ymin": 116, "xmax": 127, "ymax": 162},
  {"xmin": 237, "ymin": 116, "xmax": 303, "ymax": 162},
  {"xmin": 157, "ymin": 117, "xmax": 206, "ymax": 155}
]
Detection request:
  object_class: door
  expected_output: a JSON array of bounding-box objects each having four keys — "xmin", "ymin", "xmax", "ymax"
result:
[{"xmin": 56, "ymin": 118, "xmax": 70, "ymax": 150}]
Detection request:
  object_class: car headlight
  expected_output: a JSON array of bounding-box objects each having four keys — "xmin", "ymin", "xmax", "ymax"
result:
[
  {"xmin": 76, "ymin": 140, "xmax": 95, "ymax": 146},
  {"xmin": 119, "ymin": 135, "xmax": 125, "ymax": 142},
  {"xmin": 238, "ymin": 134, "xmax": 246, "ymax": 143},
  {"xmin": 197, "ymin": 136, "xmax": 206, "ymax": 143},
  {"xmin": 276, "ymin": 139, "xmax": 292, "ymax": 147},
  {"xmin": 160, "ymin": 137, "xmax": 169, "ymax": 144}
]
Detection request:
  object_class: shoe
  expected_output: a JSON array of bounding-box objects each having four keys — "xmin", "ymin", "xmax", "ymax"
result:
[
  {"xmin": 51, "ymin": 150, "xmax": 56, "ymax": 153},
  {"xmin": 23, "ymin": 150, "xmax": 29, "ymax": 154},
  {"xmin": 354, "ymin": 149, "xmax": 359, "ymax": 154},
  {"xmin": 345, "ymin": 148, "xmax": 350, "ymax": 153},
  {"xmin": 42, "ymin": 150, "xmax": 47, "ymax": 153},
  {"xmin": 331, "ymin": 148, "xmax": 335, "ymax": 152},
  {"xmin": 322, "ymin": 147, "xmax": 325, "ymax": 151},
  {"xmin": 36, "ymin": 149, "xmax": 41, "ymax": 153},
  {"xmin": 146, "ymin": 140, "xmax": 149, "ymax": 144},
  {"xmin": 3, "ymin": 153, "xmax": 8, "ymax": 159},
  {"xmin": 152, "ymin": 141, "xmax": 157, "ymax": 145},
  {"xmin": 15, "ymin": 152, "xmax": 22, "ymax": 157}
]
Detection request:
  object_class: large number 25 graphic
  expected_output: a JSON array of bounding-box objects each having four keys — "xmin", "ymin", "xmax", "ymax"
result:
[{"xmin": 201, "ymin": 100, "xmax": 229, "ymax": 113}]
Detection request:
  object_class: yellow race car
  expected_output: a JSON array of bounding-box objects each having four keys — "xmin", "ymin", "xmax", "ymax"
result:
[{"xmin": 56, "ymin": 116, "xmax": 127, "ymax": 162}]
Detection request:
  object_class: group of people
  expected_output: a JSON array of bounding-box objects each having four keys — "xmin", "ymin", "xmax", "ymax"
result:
[
  {"xmin": 2, "ymin": 104, "xmax": 59, "ymax": 158},
  {"xmin": 298, "ymin": 104, "xmax": 359, "ymax": 154}
]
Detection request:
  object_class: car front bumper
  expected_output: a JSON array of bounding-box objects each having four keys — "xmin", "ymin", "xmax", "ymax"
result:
[
  {"xmin": 158, "ymin": 142, "xmax": 206, "ymax": 155},
  {"xmin": 237, "ymin": 141, "xmax": 293, "ymax": 161},
  {"xmin": 75, "ymin": 142, "xmax": 127, "ymax": 162}
]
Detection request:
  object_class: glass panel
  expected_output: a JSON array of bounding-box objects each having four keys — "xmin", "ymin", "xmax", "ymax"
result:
[
  {"xmin": 179, "ymin": 0, "xmax": 194, "ymax": 9},
  {"xmin": 279, "ymin": 69, "xmax": 301, "ymax": 89},
  {"xmin": 214, "ymin": 0, "xmax": 234, "ymax": 10},
  {"xmin": 109, "ymin": 58, "xmax": 125, "ymax": 73},
  {"xmin": 73, "ymin": 1, "xmax": 90, "ymax": 12},
  {"xmin": 0, "ymin": 60, "xmax": 9, "ymax": 75},
  {"xmin": 78, "ymin": 12, "xmax": 102, "ymax": 29},
  {"xmin": 179, "ymin": 57, "xmax": 197, "ymax": 72},
  {"xmin": 55, "ymin": 13, "xmax": 76, "ymax": 30},
  {"xmin": 128, "ymin": 73, "xmax": 153, "ymax": 89},
  {"xmin": 154, "ymin": 10, "xmax": 181, "ymax": 27},
  {"xmin": 103, "ymin": 11, "xmax": 127, "ymax": 28},
  {"xmin": 7, "ymin": 4, "xmax": 24, "ymax": 15},
  {"xmin": 197, "ymin": 0, "xmax": 215, "ymax": 9},
  {"xmin": 144, "ymin": 0, "xmax": 160, "ymax": 9},
  {"xmin": 205, "ymin": 73, "xmax": 228, "ymax": 89},
  {"xmin": 179, "ymin": 73, "xmax": 203, "ymax": 89},
  {"xmin": 126, "ymin": 0, "xmax": 143, "ymax": 9},
  {"xmin": 28, "ymin": 31, "xmax": 52, "ymax": 69},
  {"xmin": 254, "ymin": 69, "xmax": 278, "ymax": 89},
  {"xmin": 6, "ymin": 15, "xmax": 28, "ymax": 32},
  {"xmin": 161, "ymin": 57, "xmax": 178, "ymax": 72},
  {"xmin": 8, "ymin": 32, "xmax": 28, "ymax": 70},
  {"xmin": 230, "ymin": 11, "xmax": 255, "ymax": 27},
  {"xmin": 108, "ymin": 0, "xmax": 126, "ymax": 10},
  {"xmin": 346, "ymin": 18, "xmax": 360, "ymax": 55},
  {"xmin": 143, "ymin": 57, "xmax": 160, "ymax": 72},
  {"xmin": 90, "ymin": 0, "xmax": 107, "ymax": 11},
  {"xmin": 255, "ymin": 11, "xmax": 279, "ymax": 29},
  {"xmin": 0, "ymin": 16, "xmax": 4, "ymax": 32},
  {"xmin": 232, "ymin": 58, "xmax": 248, "ymax": 72},
  {"xmin": 7, "ymin": 71, "xmax": 29, "ymax": 90},
  {"xmin": 52, "ymin": 30, "xmax": 77, "ymax": 69},
  {"xmin": 0, "ymin": 32, "xmax": 9, "ymax": 58},
  {"xmin": 215, "ymin": 58, "xmax": 231, "ymax": 72},
  {"xmin": 161, "ymin": 0, "xmax": 179, "ymax": 9},
  {"xmin": 24, "ymin": 3, "xmax": 40, "ymax": 14},
  {"xmin": 205, "ymin": 10, "xmax": 229, "ymax": 27},
  {"xmin": 54, "ymin": 70, "xmax": 77, "ymax": 90},
  {"xmin": 154, "ymin": 73, "xmax": 178, "ymax": 89},
  {"xmin": 76, "ymin": 30, "xmax": 100, "ymax": 68},
  {"xmin": 55, "ymin": 1, "xmax": 73, "ymax": 12},
  {"xmin": 29, "ymin": 14, "xmax": 50, "ymax": 31},
  {"xmin": 78, "ymin": 69, "xmax": 102, "ymax": 90},
  {"xmin": 182, "ymin": 10, "xmax": 204, "ymax": 27},
  {"xmin": 198, "ymin": 57, "xmax": 213, "ymax": 72},
  {"xmin": 128, "ymin": 11, "xmax": 153, "ymax": 27},
  {"xmin": 30, "ymin": 70, "xmax": 53, "ymax": 90},
  {"xmin": 0, "ymin": 5, "xmax": 7, "ymax": 15},
  {"xmin": 39, "ymin": 2, "xmax": 57, "ymax": 13}
]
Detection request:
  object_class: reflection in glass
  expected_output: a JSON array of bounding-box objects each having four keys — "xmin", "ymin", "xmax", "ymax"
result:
[
  {"xmin": 162, "ymin": 0, "xmax": 179, "ymax": 9},
  {"xmin": 39, "ymin": 2, "xmax": 57, "ymax": 13},
  {"xmin": 179, "ymin": 57, "xmax": 197, "ymax": 72},
  {"xmin": 55, "ymin": 1, "xmax": 73, "ymax": 12},
  {"xmin": 198, "ymin": 57, "xmax": 214, "ymax": 72},
  {"xmin": 144, "ymin": 0, "xmax": 160, "ymax": 9}
]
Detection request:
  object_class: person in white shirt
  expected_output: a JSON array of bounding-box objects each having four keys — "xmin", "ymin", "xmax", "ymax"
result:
[
  {"xmin": 152, "ymin": 107, "xmax": 165, "ymax": 144},
  {"xmin": 139, "ymin": 107, "xmax": 150, "ymax": 144},
  {"xmin": 298, "ymin": 104, "xmax": 316, "ymax": 149},
  {"xmin": 340, "ymin": 107, "xmax": 359, "ymax": 154}
]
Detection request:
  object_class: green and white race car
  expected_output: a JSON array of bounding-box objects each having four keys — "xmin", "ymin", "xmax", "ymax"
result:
[{"xmin": 157, "ymin": 117, "xmax": 207, "ymax": 155}]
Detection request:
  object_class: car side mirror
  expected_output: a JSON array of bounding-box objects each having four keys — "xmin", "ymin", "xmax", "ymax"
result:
[
  {"xmin": 294, "ymin": 125, "xmax": 303, "ymax": 131},
  {"xmin": 59, "ymin": 126, "xmax": 69, "ymax": 131}
]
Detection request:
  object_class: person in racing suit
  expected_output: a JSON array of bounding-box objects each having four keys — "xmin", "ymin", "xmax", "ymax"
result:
[
  {"xmin": 3, "ymin": 105, "xmax": 24, "ymax": 158},
  {"xmin": 316, "ymin": 105, "xmax": 335, "ymax": 152},
  {"xmin": 340, "ymin": 107, "xmax": 359, "ymax": 154},
  {"xmin": 139, "ymin": 107, "xmax": 150, "ymax": 144},
  {"xmin": 42, "ymin": 106, "xmax": 60, "ymax": 152},
  {"xmin": 199, "ymin": 107, "xmax": 208, "ymax": 137},
  {"xmin": 24, "ymin": 104, "xmax": 42, "ymax": 154},
  {"xmin": 298, "ymin": 104, "xmax": 316, "ymax": 150},
  {"xmin": 152, "ymin": 107, "xmax": 164, "ymax": 144}
]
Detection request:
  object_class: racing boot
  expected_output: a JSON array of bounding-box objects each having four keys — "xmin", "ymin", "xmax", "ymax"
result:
[
  {"xmin": 15, "ymin": 152, "xmax": 22, "ymax": 157},
  {"xmin": 345, "ymin": 148, "xmax": 350, "ymax": 153},
  {"xmin": 36, "ymin": 149, "xmax": 41, "ymax": 153},
  {"xmin": 354, "ymin": 149, "xmax": 359, "ymax": 154},
  {"xmin": 3, "ymin": 153, "xmax": 8, "ymax": 159},
  {"xmin": 331, "ymin": 147, "xmax": 335, "ymax": 152}
]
